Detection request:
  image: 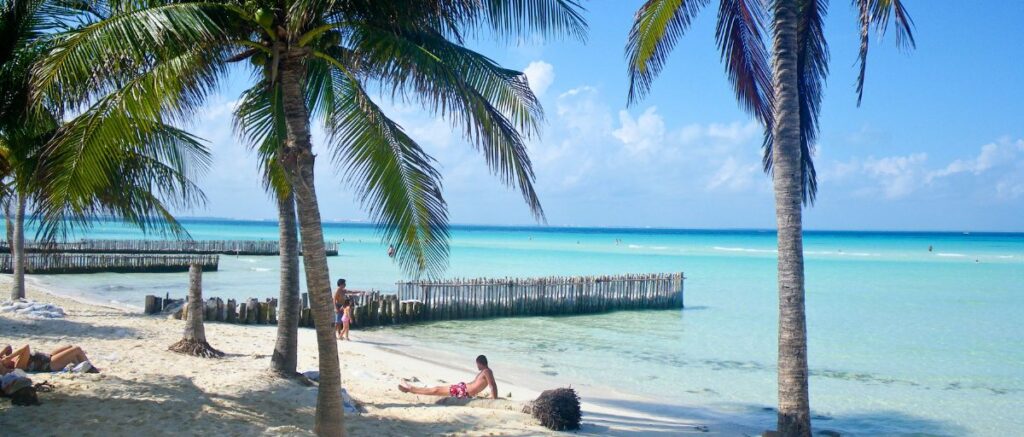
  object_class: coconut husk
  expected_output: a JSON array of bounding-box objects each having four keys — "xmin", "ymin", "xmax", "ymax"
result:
[
  {"xmin": 168, "ymin": 338, "xmax": 224, "ymax": 358},
  {"xmin": 524, "ymin": 387, "xmax": 581, "ymax": 431}
]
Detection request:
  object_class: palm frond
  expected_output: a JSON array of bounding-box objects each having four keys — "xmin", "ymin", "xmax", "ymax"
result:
[
  {"xmin": 626, "ymin": 0, "xmax": 710, "ymax": 104},
  {"xmin": 233, "ymin": 80, "xmax": 292, "ymax": 198},
  {"xmin": 35, "ymin": 102, "xmax": 210, "ymax": 240},
  {"xmin": 716, "ymin": 0, "xmax": 772, "ymax": 126},
  {"xmin": 344, "ymin": 24, "xmax": 545, "ymax": 220},
  {"xmin": 476, "ymin": 0, "xmax": 588, "ymax": 41},
  {"xmin": 316, "ymin": 56, "xmax": 449, "ymax": 277},
  {"xmin": 854, "ymin": 0, "xmax": 915, "ymax": 105},
  {"xmin": 31, "ymin": 2, "xmax": 235, "ymax": 110}
]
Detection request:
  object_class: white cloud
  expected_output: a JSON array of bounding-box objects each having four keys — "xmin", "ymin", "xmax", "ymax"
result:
[
  {"xmin": 862, "ymin": 153, "xmax": 929, "ymax": 199},
  {"xmin": 706, "ymin": 157, "xmax": 760, "ymax": 191},
  {"xmin": 523, "ymin": 61, "xmax": 555, "ymax": 98},
  {"xmin": 612, "ymin": 107, "xmax": 665, "ymax": 158},
  {"xmin": 406, "ymin": 116, "xmax": 453, "ymax": 150},
  {"xmin": 822, "ymin": 138, "xmax": 1024, "ymax": 202},
  {"xmin": 679, "ymin": 121, "xmax": 761, "ymax": 148},
  {"xmin": 554, "ymin": 86, "xmax": 613, "ymax": 140},
  {"xmin": 927, "ymin": 139, "xmax": 1021, "ymax": 181}
]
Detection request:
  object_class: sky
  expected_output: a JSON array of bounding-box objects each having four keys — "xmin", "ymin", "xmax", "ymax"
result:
[{"xmin": 183, "ymin": 2, "xmax": 1024, "ymax": 232}]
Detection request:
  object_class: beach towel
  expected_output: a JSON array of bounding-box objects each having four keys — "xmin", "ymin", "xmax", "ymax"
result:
[
  {"xmin": 0, "ymin": 299, "xmax": 65, "ymax": 319},
  {"xmin": 300, "ymin": 370, "xmax": 360, "ymax": 414}
]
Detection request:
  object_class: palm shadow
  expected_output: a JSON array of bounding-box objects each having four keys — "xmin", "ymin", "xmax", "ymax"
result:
[
  {"xmin": 0, "ymin": 316, "xmax": 140, "ymax": 340},
  {"xmin": 583, "ymin": 397, "xmax": 969, "ymax": 436},
  {"xmin": 0, "ymin": 372, "xmax": 534, "ymax": 436}
]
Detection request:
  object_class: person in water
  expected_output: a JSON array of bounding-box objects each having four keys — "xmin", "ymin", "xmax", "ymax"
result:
[
  {"xmin": 1, "ymin": 344, "xmax": 96, "ymax": 373},
  {"xmin": 398, "ymin": 355, "xmax": 498, "ymax": 399},
  {"xmin": 339, "ymin": 299, "xmax": 353, "ymax": 341},
  {"xmin": 387, "ymin": 244, "xmax": 396, "ymax": 258}
]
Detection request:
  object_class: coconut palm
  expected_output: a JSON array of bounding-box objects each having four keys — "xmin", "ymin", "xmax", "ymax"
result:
[
  {"xmin": 34, "ymin": 1, "xmax": 586, "ymax": 434},
  {"xmin": 625, "ymin": 0, "xmax": 913, "ymax": 435},
  {"xmin": 0, "ymin": 0, "xmax": 208, "ymax": 300},
  {"xmin": 234, "ymin": 84, "xmax": 299, "ymax": 375},
  {"xmin": 0, "ymin": 0, "xmax": 57, "ymax": 299}
]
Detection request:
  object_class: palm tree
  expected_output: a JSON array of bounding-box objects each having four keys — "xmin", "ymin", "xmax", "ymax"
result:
[
  {"xmin": 35, "ymin": 1, "xmax": 587, "ymax": 434},
  {"xmin": 625, "ymin": 0, "xmax": 913, "ymax": 435},
  {"xmin": 269, "ymin": 185, "xmax": 300, "ymax": 374},
  {"xmin": 1, "ymin": 0, "xmax": 208, "ymax": 300},
  {"xmin": 234, "ymin": 85, "xmax": 300, "ymax": 375}
]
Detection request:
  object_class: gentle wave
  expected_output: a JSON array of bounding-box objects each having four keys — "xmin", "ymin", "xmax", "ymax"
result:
[
  {"xmin": 936, "ymin": 253, "xmax": 966, "ymax": 257},
  {"xmin": 249, "ymin": 267, "xmax": 271, "ymax": 272},
  {"xmin": 805, "ymin": 250, "xmax": 879, "ymax": 257},
  {"xmin": 713, "ymin": 246, "xmax": 776, "ymax": 254}
]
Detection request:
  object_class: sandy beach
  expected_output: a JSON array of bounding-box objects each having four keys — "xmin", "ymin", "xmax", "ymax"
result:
[{"xmin": 0, "ymin": 277, "xmax": 755, "ymax": 436}]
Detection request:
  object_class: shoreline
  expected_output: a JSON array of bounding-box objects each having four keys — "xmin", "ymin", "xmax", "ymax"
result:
[{"xmin": 1, "ymin": 275, "xmax": 759, "ymax": 435}]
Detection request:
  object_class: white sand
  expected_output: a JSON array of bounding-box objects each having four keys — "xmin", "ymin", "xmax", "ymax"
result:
[{"xmin": 0, "ymin": 277, "xmax": 756, "ymax": 435}]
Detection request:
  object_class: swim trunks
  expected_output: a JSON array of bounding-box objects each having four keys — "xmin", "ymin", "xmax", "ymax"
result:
[
  {"xmin": 449, "ymin": 382, "xmax": 468, "ymax": 398},
  {"xmin": 26, "ymin": 353, "xmax": 50, "ymax": 372}
]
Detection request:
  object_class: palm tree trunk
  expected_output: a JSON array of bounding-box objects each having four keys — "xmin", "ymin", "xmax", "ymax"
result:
[
  {"xmin": 11, "ymin": 193, "xmax": 27, "ymax": 300},
  {"xmin": 168, "ymin": 263, "xmax": 223, "ymax": 358},
  {"xmin": 271, "ymin": 188, "xmax": 301, "ymax": 375},
  {"xmin": 769, "ymin": 0, "xmax": 811, "ymax": 435},
  {"xmin": 5, "ymin": 200, "xmax": 13, "ymax": 252},
  {"xmin": 278, "ymin": 46, "xmax": 345, "ymax": 437}
]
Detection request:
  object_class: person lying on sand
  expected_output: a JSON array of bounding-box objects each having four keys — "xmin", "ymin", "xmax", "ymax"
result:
[
  {"xmin": 1, "ymin": 344, "xmax": 98, "ymax": 373},
  {"xmin": 398, "ymin": 355, "xmax": 498, "ymax": 399}
]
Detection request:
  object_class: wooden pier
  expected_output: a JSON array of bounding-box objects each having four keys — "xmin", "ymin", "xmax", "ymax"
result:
[
  {"xmin": 146, "ymin": 272, "xmax": 684, "ymax": 328},
  {"xmin": 1, "ymin": 253, "xmax": 219, "ymax": 274},
  {"xmin": 1, "ymin": 239, "xmax": 340, "ymax": 256}
]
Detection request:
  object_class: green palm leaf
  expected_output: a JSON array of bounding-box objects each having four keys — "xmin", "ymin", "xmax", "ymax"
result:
[
  {"xmin": 316, "ymin": 56, "xmax": 449, "ymax": 277},
  {"xmin": 626, "ymin": 0, "xmax": 709, "ymax": 104},
  {"xmin": 343, "ymin": 24, "xmax": 545, "ymax": 220}
]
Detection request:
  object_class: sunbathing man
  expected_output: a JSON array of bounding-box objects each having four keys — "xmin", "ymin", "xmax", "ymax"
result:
[
  {"xmin": 1, "ymin": 344, "xmax": 96, "ymax": 373},
  {"xmin": 398, "ymin": 355, "xmax": 498, "ymax": 399}
]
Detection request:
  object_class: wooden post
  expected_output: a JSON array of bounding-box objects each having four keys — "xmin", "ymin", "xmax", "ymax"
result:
[
  {"xmin": 247, "ymin": 298, "xmax": 259, "ymax": 324},
  {"xmin": 268, "ymin": 298, "xmax": 278, "ymax": 324},
  {"xmin": 226, "ymin": 299, "xmax": 237, "ymax": 323},
  {"xmin": 144, "ymin": 295, "xmax": 159, "ymax": 314}
]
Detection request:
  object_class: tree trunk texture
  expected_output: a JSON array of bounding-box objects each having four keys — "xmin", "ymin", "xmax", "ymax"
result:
[
  {"xmin": 169, "ymin": 263, "xmax": 224, "ymax": 358},
  {"xmin": 770, "ymin": 0, "xmax": 811, "ymax": 436},
  {"xmin": 10, "ymin": 193, "xmax": 26, "ymax": 300},
  {"xmin": 271, "ymin": 188, "xmax": 301, "ymax": 375},
  {"xmin": 5, "ymin": 200, "xmax": 13, "ymax": 254},
  {"xmin": 278, "ymin": 46, "xmax": 346, "ymax": 437}
]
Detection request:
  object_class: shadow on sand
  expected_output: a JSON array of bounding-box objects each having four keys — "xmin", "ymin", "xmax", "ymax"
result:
[
  {"xmin": 0, "ymin": 316, "xmax": 140, "ymax": 341},
  {"xmin": 0, "ymin": 373, "xmax": 537, "ymax": 436},
  {"xmin": 582, "ymin": 397, "xmax": 969, "ymax": 436}
]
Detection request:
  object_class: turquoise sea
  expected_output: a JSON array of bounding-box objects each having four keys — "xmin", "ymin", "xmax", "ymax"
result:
[{"xmin": 15, "ymin": 219, "xmax": 1024, "ymax": 436}]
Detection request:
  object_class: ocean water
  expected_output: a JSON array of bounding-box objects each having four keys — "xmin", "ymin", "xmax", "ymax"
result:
[{"xmin": 14, "ymin": 219, "xmax": 1024, "ymax": 435}]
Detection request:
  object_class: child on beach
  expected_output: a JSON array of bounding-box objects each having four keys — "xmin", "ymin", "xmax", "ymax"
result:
[
  {"xmin": 339, "ymin": 299, "xmax": 353, "ymax": 341},
  {"xmin": 334, "ymin": 279, "xmax": 347, "ymax": 339}
]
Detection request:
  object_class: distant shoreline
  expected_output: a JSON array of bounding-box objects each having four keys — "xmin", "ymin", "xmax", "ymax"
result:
[{"xmin": 16, "ymin": 215, "xmax": 1024, "ymax": 237}]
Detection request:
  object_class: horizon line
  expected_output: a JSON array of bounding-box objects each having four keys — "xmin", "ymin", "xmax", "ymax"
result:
[{"xmin": 165, "ymin": 216, "xmax": 1024, "ymax": 235}]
